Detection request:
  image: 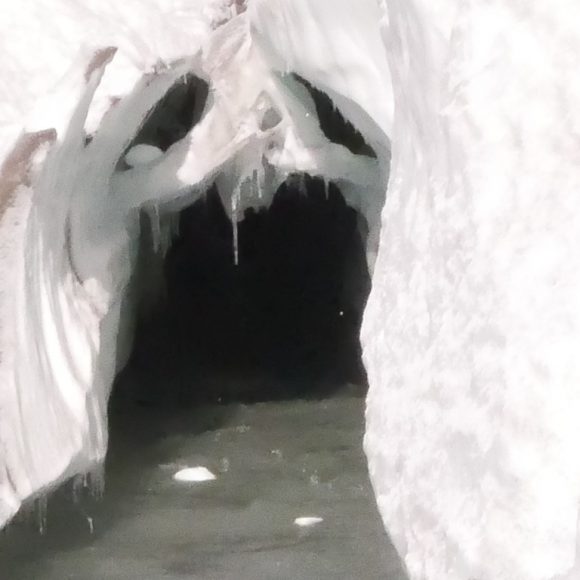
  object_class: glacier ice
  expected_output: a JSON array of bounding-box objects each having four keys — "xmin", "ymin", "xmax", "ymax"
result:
[{"xmin": 0, "ymin": 0, "xmax": 579, "ymax": 579}]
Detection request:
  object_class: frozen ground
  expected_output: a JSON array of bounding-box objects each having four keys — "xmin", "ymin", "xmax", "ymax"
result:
[{"xmin": 0, "ymin": 376, "xmax": 405, "ymax": 579}]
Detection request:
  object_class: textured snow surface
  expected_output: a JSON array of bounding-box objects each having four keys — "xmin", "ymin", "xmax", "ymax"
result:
[
  {"xmin": 362, "ymin": 1, "xmax": 580, "ymax": 579},
  {"xmin": 0, "ymin": 0, "xmax": 243, "ymax": 527}
]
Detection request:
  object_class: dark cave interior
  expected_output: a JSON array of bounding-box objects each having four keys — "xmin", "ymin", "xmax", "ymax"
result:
[{"xmin": 114, "ymin": 174, "xmax": 371, "ymax": 407}]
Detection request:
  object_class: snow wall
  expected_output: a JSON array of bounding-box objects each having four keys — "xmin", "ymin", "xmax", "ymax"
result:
[
  {"xmin": 1, "ymin": 1, "xmax": 580, "ymax": 579},
  {"xmin": 362, "ymin": 1, "xmax": 580, "ymax": 579}
]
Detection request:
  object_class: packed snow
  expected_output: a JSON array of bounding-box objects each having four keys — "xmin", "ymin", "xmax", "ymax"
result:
[
  {"xmin": 0, "ymin": 395, "xmax": 403, "ymax": 580},
  {"xmin": 173, "ymin": 466, "xmax": 217, "ymax": 483},
  {"xmin": 362, "ymin": 1, "xmax": 580, "ymax": 579},
  {"xmin": 1, "ymin": 0, "xmax": 580, "ymax": 579}
]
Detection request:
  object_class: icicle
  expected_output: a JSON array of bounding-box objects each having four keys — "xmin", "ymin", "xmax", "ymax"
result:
[
  {"xmin": 35, "ymin": 495, "xmax": 48, "ymax": 535},
  {"xmin": 86, "ymin": 515, "xmax": 95, "ymax": 534},
  {"xmin": 72, "ymin": 473, "xmax": 86, "ymax": 504},
  {"xmin": 232, "ymin": 186, "xmax": 240, "ymax": 266},
  {"xmin": 71, "ymin": 466, "xmax": 104, "ymax": 507},
  {"xmin": 71, "ymin": 471, "xmax": 99, "ymax": 535},
  {"xmin": 258, "ymin": 157, "xmax": 267, "ymax": 200},
  {"xmin": 88, "ymin": 464, "xmax": 106, "ymax": 500},
  {"xmin": 149, "ymin": 204, "xmax": 162, "ymax": 253},
  {"xmin": 250, "ymin": 166, "xmax": 263, "ymax": 205},
  {"xmin": 324, "ymin": 178, "xmax": 329, "ymax": 200}
]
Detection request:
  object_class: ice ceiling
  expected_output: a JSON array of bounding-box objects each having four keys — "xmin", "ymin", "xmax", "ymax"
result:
[{"xmin": 2, "ymin": 1, "xmax": 580, "ymax": 579}]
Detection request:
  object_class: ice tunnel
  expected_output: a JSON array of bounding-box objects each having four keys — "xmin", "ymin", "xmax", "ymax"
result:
[
  {"xmin": 118, "ymin": 175, "xmax": 370, "ymax": 408},
  {"xmin": 2, "ymin": 0, "xmax": 580, "ymax": 579}
]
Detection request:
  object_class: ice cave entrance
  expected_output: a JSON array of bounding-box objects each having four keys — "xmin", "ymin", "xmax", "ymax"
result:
[
  {"xmin": 113, "ymin": 173, "xmax": 371, "ymax": 410},
  {"xmin": 0, "ymin": 53, "xmax": 396, "ymax": 576}
]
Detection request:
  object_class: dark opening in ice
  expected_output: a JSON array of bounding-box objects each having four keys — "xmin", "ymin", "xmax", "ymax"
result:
[
  {"xmin": 128, "ymin": 73, "xmax": 209, "ymax": 153},
  {"xmin": 114, "ymin": 174, "xmax": 371, "ymax": 407},
  {"xmin": 293, "ymin": 75, "xmax": 377, "ymax": 159}
]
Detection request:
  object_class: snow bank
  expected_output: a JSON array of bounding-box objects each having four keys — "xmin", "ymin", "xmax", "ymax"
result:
[{"xmin": 363, "ymin": 1, "xmax": 580, "ymax": 579}]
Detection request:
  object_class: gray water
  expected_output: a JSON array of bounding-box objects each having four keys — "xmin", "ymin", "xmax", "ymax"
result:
[{"xmin": 0, "ymin": 383, "xmax": 406, "ymax": 579}]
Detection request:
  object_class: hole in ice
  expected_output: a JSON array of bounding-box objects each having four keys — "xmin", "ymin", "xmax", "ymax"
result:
[
  {"xmin": 260, "ymin": 107, "xmax": 282, "ymax": 131},
  {"xmin": 173, "ymin": 467, "xmax": 217, "ymax": 483},
  {"xmin": 294, "ymin": 516, "xmax": 324, "ymax": 528},
  {"xmin": 292, "ymin": 74, "xmax": 376, "ymax": 158},
  {"xmin": 127, "ymin": 73, "xmax": 209, "ymax": 154}
]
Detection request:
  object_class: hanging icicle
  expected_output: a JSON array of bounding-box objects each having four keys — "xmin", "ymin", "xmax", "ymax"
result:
[
  {"xmin": 252, "ymin": 168, "xmax": 259, "ymax": 200},
  {"xmin": 72, "ymin": 473, "xmax": 86, "ymax": 504},
  {"xmin": 232, "ymin": 185, "xmax": 240, "ymax": 266},
  {"xmin": 89, "ymin": 464, "xmax": 106, "ymax": 500},
  {"xmin": 35, "ymin": 495, "xmax": 48, "ymax": 535},
  {"xmin": 148, "ymin": 204, "xmax": 162, "ymax": 253}
]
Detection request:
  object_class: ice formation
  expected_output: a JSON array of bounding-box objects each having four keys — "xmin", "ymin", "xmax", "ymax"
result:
[{"xmin": 0, "ymin": 0, "xmax": 579, "ymax": 579}]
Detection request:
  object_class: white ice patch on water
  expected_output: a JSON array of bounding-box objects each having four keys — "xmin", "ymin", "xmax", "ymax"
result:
[
  {"xmin": 2, "ymin": 2, "xmax": 579, "ymax": 580},
  {"xmin": 173, "ymin": 467, "xmax": 217, "ymax": 483},
  {"xmin": 294, "ymin": 516, "xmax": 324, "ymax": 528}
]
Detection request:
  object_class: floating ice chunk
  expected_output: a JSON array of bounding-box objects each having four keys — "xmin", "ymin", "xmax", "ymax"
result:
[
  {"xmin": 124, "ymin": 144, "xmax": 163, "ymax": 167},
  {"xmin": 294, "ymin": 516, "xmax": 324, "ymax": 528},
  {"xmin": 173, "ymin": 467, "xmax": 216, "ymax": 483}
]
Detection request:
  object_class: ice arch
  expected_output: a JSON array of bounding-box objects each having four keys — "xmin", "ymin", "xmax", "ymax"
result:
[{"xmin": 1, "ymin": 1, "xmax": 580, "ymax": 580}]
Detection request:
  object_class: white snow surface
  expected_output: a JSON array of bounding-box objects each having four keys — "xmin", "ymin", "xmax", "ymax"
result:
[
  {"xmin": 1, "ymin": 1, "xmax": 579, "ymax": 580},
  {"xmin": 362, "ymin": 1, "xmax": 580, "ymax": 579}
]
